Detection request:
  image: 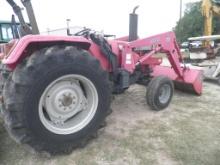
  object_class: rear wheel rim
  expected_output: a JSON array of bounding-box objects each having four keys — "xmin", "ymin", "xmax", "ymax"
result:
[
  {"xmin": 38, "ymin": 74, "xmax": 98, "ymax": 135},
  {"xmin": 158, "ymin": 84, "xmax": 171, "ymax": 104}
]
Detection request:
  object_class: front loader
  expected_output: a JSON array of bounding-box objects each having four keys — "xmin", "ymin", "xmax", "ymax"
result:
[{"xmin": 0, "ymin": 0, "xmax": 203, "ymax": 154}]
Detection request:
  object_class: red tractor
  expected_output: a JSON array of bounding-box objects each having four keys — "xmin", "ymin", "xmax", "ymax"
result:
[{"xmin": 0, "ymin": 0, "xmax": 203, "ymax": 154}]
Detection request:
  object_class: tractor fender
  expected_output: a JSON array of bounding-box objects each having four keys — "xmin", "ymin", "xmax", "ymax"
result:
[{"xmin": 2, "ymin": 35, "xmax": 91, "ymax": 69}]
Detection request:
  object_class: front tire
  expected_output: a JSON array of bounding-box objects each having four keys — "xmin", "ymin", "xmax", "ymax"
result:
[
  {"xmin": 146, "ymin": 76, "xmax": 174, "ymax": 111},
  {"xmin": 2, "ymin": 46, "xmax": 111, "ymax": 154}
]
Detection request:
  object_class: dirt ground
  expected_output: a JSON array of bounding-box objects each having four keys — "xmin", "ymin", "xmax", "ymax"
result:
[{"xmin": 0, "ymin": 81, "xmax": 220, "ymax": 165}]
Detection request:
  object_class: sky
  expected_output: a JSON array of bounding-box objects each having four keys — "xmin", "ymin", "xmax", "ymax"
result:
[{"xmin": 0, "ymin": 0, "xmax": 200, "ymax": 37}]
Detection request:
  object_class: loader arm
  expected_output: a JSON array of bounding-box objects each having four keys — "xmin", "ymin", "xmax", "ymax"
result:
[
  {"xmin": 130, "ymin": 32, "xmax": 184, "ymax": 79},
  {"xmin": 6, "ymin": 0, "xmax": 26, "ymax": 27},
  {"xmin": 21, "ymin": 0, "xmax": 39, "ymax": 34},
  {"xmin": 202, "ymin": 0, "xmax": 213, "ymax": 37},
  {"xmin": 5, "ymin": 0, "xmax": 39, "ymax": 36},
  {"xmin": 202, "ymin": 0, "xmax": 220, "ymax": 46},
  {"xmin": 129, "ymin": 31, "xmax": 203, "ymax": 95}
]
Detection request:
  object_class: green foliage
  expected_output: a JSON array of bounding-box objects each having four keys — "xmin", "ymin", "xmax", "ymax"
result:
[
  {"xmin": 213, "ymin": 16, "xmax": 220, "ymax": 34},
  {"xmin": 175, "ymin": 2, "xmax": 203, "ymax": 42},
  {"xmin": 174, "ymin": 1, "xmax": 220, "ymax": 42}
]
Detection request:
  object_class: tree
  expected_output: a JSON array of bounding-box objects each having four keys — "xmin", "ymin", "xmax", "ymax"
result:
[{"xmin": 174, "ymin": 1, "xmax": 220, "ymax": 43}]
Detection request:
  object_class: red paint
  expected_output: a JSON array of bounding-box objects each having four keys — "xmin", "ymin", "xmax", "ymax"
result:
[
  {"xmin": 1, "ymin": 31, "xmax": 203, "ymax": 94},
  {"xmin": 2, "ymin": 35, "xmax": 91, "ymax": 67},
  {"xmin": 152, "ymin": 65, "xmax": 203, "ymax": 95},
  {"xmin": 88, "ymin": 43, "xmax": 111, "ymax": 71}
]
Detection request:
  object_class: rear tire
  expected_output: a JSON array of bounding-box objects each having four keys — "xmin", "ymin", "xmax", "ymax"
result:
[
  {"xmin": 146, "ymin": 76, "xmax": 174, "ymax": 111},
  {"xmin": 2, "ymin": 46, "xmax": 111, "ymax": 154}
]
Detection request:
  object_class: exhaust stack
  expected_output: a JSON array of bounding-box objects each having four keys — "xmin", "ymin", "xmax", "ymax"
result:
[{"xmin": 129, "ymin": 6, "xmax": 139, "ymax": 42}]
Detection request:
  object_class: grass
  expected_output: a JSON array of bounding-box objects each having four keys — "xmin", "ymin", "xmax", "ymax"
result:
[{"xmin": 0, "ymin": 82, "xmax": 220, "ymax": 165}]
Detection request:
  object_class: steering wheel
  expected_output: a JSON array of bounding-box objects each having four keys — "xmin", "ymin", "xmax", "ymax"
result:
[{"xmin": 74, "ymin": 28, "xmax": 91, "ymax": 36}]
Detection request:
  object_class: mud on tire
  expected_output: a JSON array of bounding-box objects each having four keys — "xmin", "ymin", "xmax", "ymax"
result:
[{"xmin": 2, "ymin": 46, "xmax": 111, "ymax": 154}]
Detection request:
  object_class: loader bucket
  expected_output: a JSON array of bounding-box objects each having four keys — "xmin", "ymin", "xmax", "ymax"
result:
[{"xmin": 152, "ymin": 66, "xmax": 203, "ymax": 95}]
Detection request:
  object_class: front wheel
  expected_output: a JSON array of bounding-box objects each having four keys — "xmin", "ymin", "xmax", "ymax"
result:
[
  {"xmin": 2, "ymin": 46, "xmax": 111, "ymax": 154},
  {"xmin": 146, "ymin": 76, "xmax": 174, "ymax": 111}
]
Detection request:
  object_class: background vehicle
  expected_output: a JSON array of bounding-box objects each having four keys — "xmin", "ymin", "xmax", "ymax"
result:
[
  {"xmin": 181, "ymin": 41, "xmax": 189, "ymax": 48},
  {"xmin": 188, "ymin": 0, "xmax": 220, "ymax": 60},
  {"xmin": 0, "ymin": 21, "xmax": 14, "ymax": 43},
  {"xmin": 189, "ymin": 40, "xmax": 203, "ymax": 48},
  {"xmin": 0, "ymin": 0, "xmax": 203, "ymax": 154},
  {"xmin": 0, "ymin": 21, "xmax": 20, "ymax": 43},
  {"xmin": 202, "ymin": 0, "xmax": 220, "ymax": 42}
]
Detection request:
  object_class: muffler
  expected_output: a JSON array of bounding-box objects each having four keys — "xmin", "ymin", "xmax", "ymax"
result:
[{"xmin": 129, "ymin": 6, "xmax": 139, "ymax": 42}]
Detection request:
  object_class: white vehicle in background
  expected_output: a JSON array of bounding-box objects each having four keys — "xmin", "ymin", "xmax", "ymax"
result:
[
  {"xmin": 181, "ymin": 41, "xmax": 189, "ymax": 49},
  {"xmin": 187, "ymin": 35, "xmax": 220, "ymax": 85},
  {"xmin": 189, "ymin": 40, "xmax": 203, "ymax": 48},
  {"xmin": 188, "ymin": 36, "xmax": 216, "ymax": 61}
]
